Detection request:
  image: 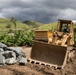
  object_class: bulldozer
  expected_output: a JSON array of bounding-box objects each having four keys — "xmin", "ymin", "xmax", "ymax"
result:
[{"xmin": 28, "ymin": 19, "xmax": 74, "ymax": 68}]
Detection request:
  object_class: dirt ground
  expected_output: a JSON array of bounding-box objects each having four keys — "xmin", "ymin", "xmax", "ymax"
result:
[{"xmin": 0, "ymin": 47, "xmax": 76, "ymax": 75}]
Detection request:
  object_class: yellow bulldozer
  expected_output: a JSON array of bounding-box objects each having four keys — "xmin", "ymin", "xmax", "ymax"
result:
[{"xmin": 28, "ymin": 19, "xmax": 74, "ymax": 68}]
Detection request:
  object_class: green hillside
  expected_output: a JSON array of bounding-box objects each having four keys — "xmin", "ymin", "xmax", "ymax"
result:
[
  {"xmin": 23, "ymin": 20, "xmax": 43, "ymax": 28},
  {"xmin": 1, "ymin": 18, "xmax": 76, "ymax": 31},
  {"xmin": 38, "ymin": 22, "xmax": 57, "ymax": 30},
  {"xmin": 0, "ymin": 18, "xmax": 29, "ymax": 31}
]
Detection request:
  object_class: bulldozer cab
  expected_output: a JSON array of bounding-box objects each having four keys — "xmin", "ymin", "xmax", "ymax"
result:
[{"xmin": 57, "ymin": 19, "xmax": 74, "ymax": 34}]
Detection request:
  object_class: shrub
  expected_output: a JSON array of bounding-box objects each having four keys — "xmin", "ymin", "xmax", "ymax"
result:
[
  {"xmin": 6, "ymin": 24, "xmax": 11, "ymax": 28},
  {"xmin": 0, "ymin": 30, "xmax": 34, "ymax": 46}
]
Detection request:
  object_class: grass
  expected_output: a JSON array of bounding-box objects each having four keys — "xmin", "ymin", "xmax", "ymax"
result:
[
  {"xmin": 0, "ymin": 18, "xmax": 58, "ymax": 31},
  {"xmin": 0, "ymin": 18, "xmax": 29, "ymax": 31},
  {"xmin": 38, "ymin": 22, "xmax": 57, "ymax": 30}
]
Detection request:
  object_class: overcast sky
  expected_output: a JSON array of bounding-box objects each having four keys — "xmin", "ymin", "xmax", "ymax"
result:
[{"xmin": 0, "ymin": 0, "xmax": 76, "ymax": 23}]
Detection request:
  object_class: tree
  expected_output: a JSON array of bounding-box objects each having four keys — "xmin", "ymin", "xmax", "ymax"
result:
[{"xmin": 10, "ymin": 17, "xmax": 17, "ymax": 30}]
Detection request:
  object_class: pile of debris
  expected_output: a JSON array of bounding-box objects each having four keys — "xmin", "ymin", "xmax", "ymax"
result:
[{"xmin": 0, "ymin": 43, "xmax": 27, "ymax": 66}]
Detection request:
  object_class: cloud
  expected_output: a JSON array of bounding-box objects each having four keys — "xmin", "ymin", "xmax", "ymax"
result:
[
  {"xmin": 58, "ymin": 8, "xmax": 76, "ymax": 19},
  {"xmin": 0, "ymin": 13, "xmax": 4, "ymax": 18},
  {"xmin": 0, "ymin": 0, "xmax": 76, "ymax": 23}
]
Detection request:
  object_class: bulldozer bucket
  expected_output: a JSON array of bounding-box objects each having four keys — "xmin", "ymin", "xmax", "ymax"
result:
[{"xmin": 29, "ymin": 41, "xmax": 68, "ymax": 68}]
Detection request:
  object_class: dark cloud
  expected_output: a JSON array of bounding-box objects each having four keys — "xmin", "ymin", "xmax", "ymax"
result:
[{"xmin": 0, "ymin": 0, "xmax": 76, "ymax": 23}]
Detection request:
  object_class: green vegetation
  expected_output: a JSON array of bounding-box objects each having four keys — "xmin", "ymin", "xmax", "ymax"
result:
[
  {"xmin": 74, "ymin": 28, "xmax": 76, "ymax": 46},
  {"xmin": 0, "ymin": 18, "xmax": 29, "ymax": 31},
  {"xmin": 23, "ymin": 20, "xmax": 42, "ymax": 29},
  {"xmin": 10, "ymin": 17, "xmax": 17, "ymax": 30},
  {"xmin": 0, "ymin": 30, "xmax": 34, "ymax": 46},
  {"xmin": 38, "ymin": 22, "xmax": 57, "ymax": 30},
  {"xmin": 0, "ymin": 18, "xmax": 33, "ymax": 46}
]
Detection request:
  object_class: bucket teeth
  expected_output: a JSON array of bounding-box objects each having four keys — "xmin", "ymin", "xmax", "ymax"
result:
[{"xmin": 27, "ymin": 59, "xmax": 60, "ymax": 69}]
